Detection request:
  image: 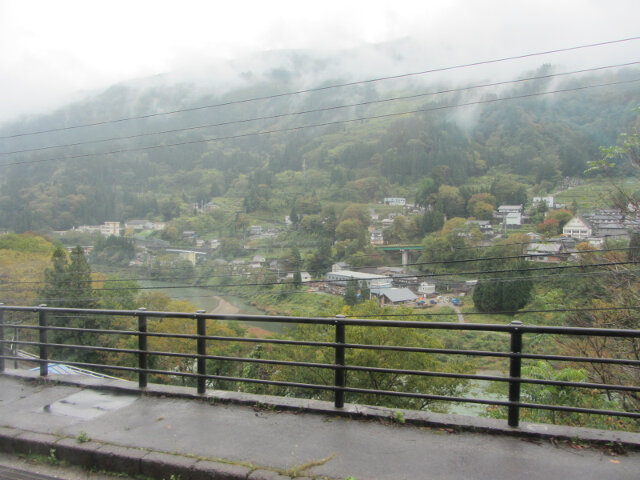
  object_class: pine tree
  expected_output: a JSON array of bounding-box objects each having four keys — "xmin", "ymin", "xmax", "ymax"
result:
[
  {"xmin": 67, "ymin": 246, "xmax": 97, "ymax": 309},
  {"xmin": 359, "ymin": 281, "xmax": 370, "ymax": 302},
  {"xmin": 38, "ymin": 247, "xmax": 69, "ymax": 307},
  {"xmin": 344, "ymin": 281, "xmax": 358, "ymax": 306},
  {"xmin": 293, "ymin": 271, "xmax": 302, "ymax": 288},
  {"xmin": 38, "ymin": 246, "xmax": 105, "ymax": 364},
  {"xmin": 290, "ymin": 203, "xmax": 299, "ymax": 225},
  {"xmin": 473, "ymin": 260, "xmax": 532, "ymax": 313}
]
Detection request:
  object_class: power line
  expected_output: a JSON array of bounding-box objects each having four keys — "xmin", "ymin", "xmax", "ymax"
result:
[
  {"xmin": 4, "ymin": 35, "xmax": 640, "ymax": 142},
  {"xmin": 3, "ymin": 259, "xmax": 636, "ymax": 295},
  {"xmin": 8, "ymin": 265, "xmax": 639, "ymax": 314},
  {"xmin": 5, "ymin": 293, "xmax": 640, "ymax": 319},
  {"xmin": 342, "ymin": 232, "xmax": 637, "ymax": 260},
  {"xmin": 3, "ymin": 76, "xmax": 640, "ymax": 169},
  {"xmin": 3, "ymin": 61, "xmax": 639, "ymax": 157},
  {"xmin": 1, "ymin": 244, "xmax": 635, "ymax": 288}
]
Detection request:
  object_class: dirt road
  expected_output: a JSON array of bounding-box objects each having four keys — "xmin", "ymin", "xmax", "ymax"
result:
[
  {"xmin": 210, "ymin": 296, "xmax": 240, "ymax": 315},
  {"xmin": 452, "ymin": 304, "xmax": 466, "ymax": 323}
]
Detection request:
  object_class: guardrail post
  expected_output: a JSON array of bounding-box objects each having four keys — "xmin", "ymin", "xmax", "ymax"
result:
[
  {"xmin": 0, "ymin": 304, "xmax": 5, "ymax": 372},
  {"xmin": 508, "ymin": 320, "xmax": 523, "ymax": 427},
  {"xmin": 196, "ymin": 310, "xmax": 207, "ymax": 395},
  {"xmin": 38, "ymin": 305, "xmax": 48, "ymax": 377},
  {"xmin": 138, "ymin": 308, "xmax": 148, "ymax": 388},
  {"xmin": 334, "ymin": 315, "xmax": 346, "ymax": 408}
]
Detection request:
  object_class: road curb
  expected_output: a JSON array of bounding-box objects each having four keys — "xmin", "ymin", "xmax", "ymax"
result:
[{"xmin": 0, "ymin": 426, "xmax": 289, "ymax": 480}]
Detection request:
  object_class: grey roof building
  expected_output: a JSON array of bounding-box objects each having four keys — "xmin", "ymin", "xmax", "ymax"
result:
[{"xmin": 370, "ymin": 287, "xmax": 417, "ymax": 305}]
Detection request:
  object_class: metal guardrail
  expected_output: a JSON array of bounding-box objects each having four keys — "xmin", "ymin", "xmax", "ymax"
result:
[{"xmin": 1, "ymin": 304, "xmax": 639, "ymax": 428}]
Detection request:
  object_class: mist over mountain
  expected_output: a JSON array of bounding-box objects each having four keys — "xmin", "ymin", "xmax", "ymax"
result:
[{"xmin": 1, "ymin": 40, "xmax": 639, "ymax": 233}]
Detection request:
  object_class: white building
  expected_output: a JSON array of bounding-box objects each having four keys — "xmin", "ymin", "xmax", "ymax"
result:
[
  {"xmin": 370, "ymin": 230, "xmax": 384, "ymax": 245},
  {"xmin": 532, "ymin": 196, "xmax": 555, "ymax": 208},
  {"xmin": 125, "ymin": 219, "xmax": 153, "ymax": 231},
  {"xmin": 562, "ymin": 217, "xmax": 592, "ymax": 239},
  {"xmin": 75, "ymin": 225, "xmax": 101, "ymax": 234},
  {"xmin": 498, "ymin": 205, "xmax": 523, "ymax": 215},
  {"xmin": 100, "ymin": 221, "xmax": 120, "ymax": 237},
  {"xmin": 505, "ymin": 212, "xmax": 522, "ymax": 227},
  {"xmin": 384, "ymin": 197, "xmax": 406, "ymax": 206},
  {"xmin": 418, "ymin": 282, "xmax": 436, "ymax": 295},
  {"xmin": 326, "ymin": 270, "xmax": 392, "ymax": 289}
]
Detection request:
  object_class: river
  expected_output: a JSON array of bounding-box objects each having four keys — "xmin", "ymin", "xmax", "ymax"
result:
[
  {"xmin": 446, "ymin": 369, "xmax": 507, "ymax": 417},
  {"xmin": 137, "ymin": 281, "xmax": 286, "ymax": 333}
]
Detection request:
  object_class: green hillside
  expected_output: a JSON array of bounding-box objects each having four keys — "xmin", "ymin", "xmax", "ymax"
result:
[{"xmin": 0, "ymin": 64, "xmax": 639, "ymax": 232}]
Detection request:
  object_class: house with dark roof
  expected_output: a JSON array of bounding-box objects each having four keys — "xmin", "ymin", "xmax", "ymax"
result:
[{"xmin": 525, "ymin": 243, "xmax": 568, "ymax": 263}]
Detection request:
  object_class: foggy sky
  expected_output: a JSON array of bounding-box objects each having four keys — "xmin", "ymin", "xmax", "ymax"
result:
[{"xmin": 1, "ymin": 0, "xmax": 639, "ymax": 124}]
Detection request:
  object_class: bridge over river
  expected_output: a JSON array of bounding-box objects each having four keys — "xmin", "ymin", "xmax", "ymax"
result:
[{"xmin": 376, "ymin": 244, "xmax": 423, "ymax": 269}]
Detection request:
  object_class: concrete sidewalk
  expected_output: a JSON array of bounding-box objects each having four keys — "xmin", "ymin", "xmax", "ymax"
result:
[{"xmin": 1, "ymin": 371, "xmax": 639, "ymax": 480}]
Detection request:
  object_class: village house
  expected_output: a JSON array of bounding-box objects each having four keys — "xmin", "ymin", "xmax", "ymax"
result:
[
  {"xmin": 466, "ymin": 220, "xmax": 493, "ymax": 234},
  {"xmin": 124, "ymin": 220, "xmax": 166, "ymax": 232},
  {"xmin": 383, "ymin": 197, "xmax": 406, "ymax": 206},
  {"xmin": 562, "ymin": 216, "xmax": 592, "ymax": 239},
  {"xmin": 74, "ymin": 225, "xmax": 101, "ymax": 234},
  {"xmin": 525, "ymin": 243, "xmax": 568, "ymax": 263},
  {"xmin": 532, "ymin": 196, "xmax": 554, "ymax": 208},
  {"xmin": 370, "ymin": 287, "xmax": 417, "ymax": 306},
  {"xmin": 286, "ymin": 272, "xmax": 312, "ymax": 283},
  {"xmin": 370, "ymin": 229, "xmax": 384, "ymax": 245},
  {"xmin": 99, "ymin": 221, "xmax": 120, "ymax": 237},
  {"xmin": 504, "ymin": 212, "xmax": 522, "ymax": 227},
  {"xmin": 497, "ymin": 205, "xmax": 523, "ymax": 216},
  {"xmin": 418, "ymin": 282, "xmax": 436, "ymax": 295},
  {"xmin": 332, "ymin": 262, "xmax": 350, "ymax": 272},
  {"xmin": 125, "ymin": 219, "xmax": 153, "ymax": 231}
]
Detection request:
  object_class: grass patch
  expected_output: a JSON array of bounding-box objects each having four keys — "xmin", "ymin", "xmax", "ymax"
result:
[{"xmin": 555, "ymin": 177, "xmax": 640, "ymax": 210}]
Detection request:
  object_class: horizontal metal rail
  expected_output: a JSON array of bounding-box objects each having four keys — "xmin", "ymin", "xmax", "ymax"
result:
[
  {"xmin": 5, "ymin": 328, "xmax": 639, "ymax": 364},
  {"xmin": 1, "ymin": 304, "xmax": 639, "ymax": 429},
  {"xmin": 5, "ymin": 341, "xmax": 640, "ymax": 393},
  {"xmin": 3, "ymin": 305, "xmax": 639, "ymax": 336}
]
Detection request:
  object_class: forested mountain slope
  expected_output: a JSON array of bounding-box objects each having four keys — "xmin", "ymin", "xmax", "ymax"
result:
[{"xmin": 1, "ymin": 46, "xmax": 639, "ymax": 232}]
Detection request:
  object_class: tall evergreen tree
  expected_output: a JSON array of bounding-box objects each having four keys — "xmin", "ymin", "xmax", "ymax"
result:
[
  {"xmin": 359, "ymin": 281, "xmax": 370, "ymax": 302},
  {"xmin": 38, "ymin": 246, "xmax": 105, "ymax": 364},
  {"xmin": 473, "ymin": 259, "xmax": 532, "ymax": 313},
  {"xmin": 344, "ymin": 281, "xmax": 358, "ymax": 306},
  {"xmin": 472, "ymin": 238, "xmax": 533, "ymax": 314},
  {"xmin": 293, "ymin": 271, "xmax": 302, "ymax": 288},
  {"xmin": 39, "ymin": 247, "xmax": 69, "ymax": 307},
  {"xmin": 67, "ymin": 246, "xmax": 97, "ymax": 309}
]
